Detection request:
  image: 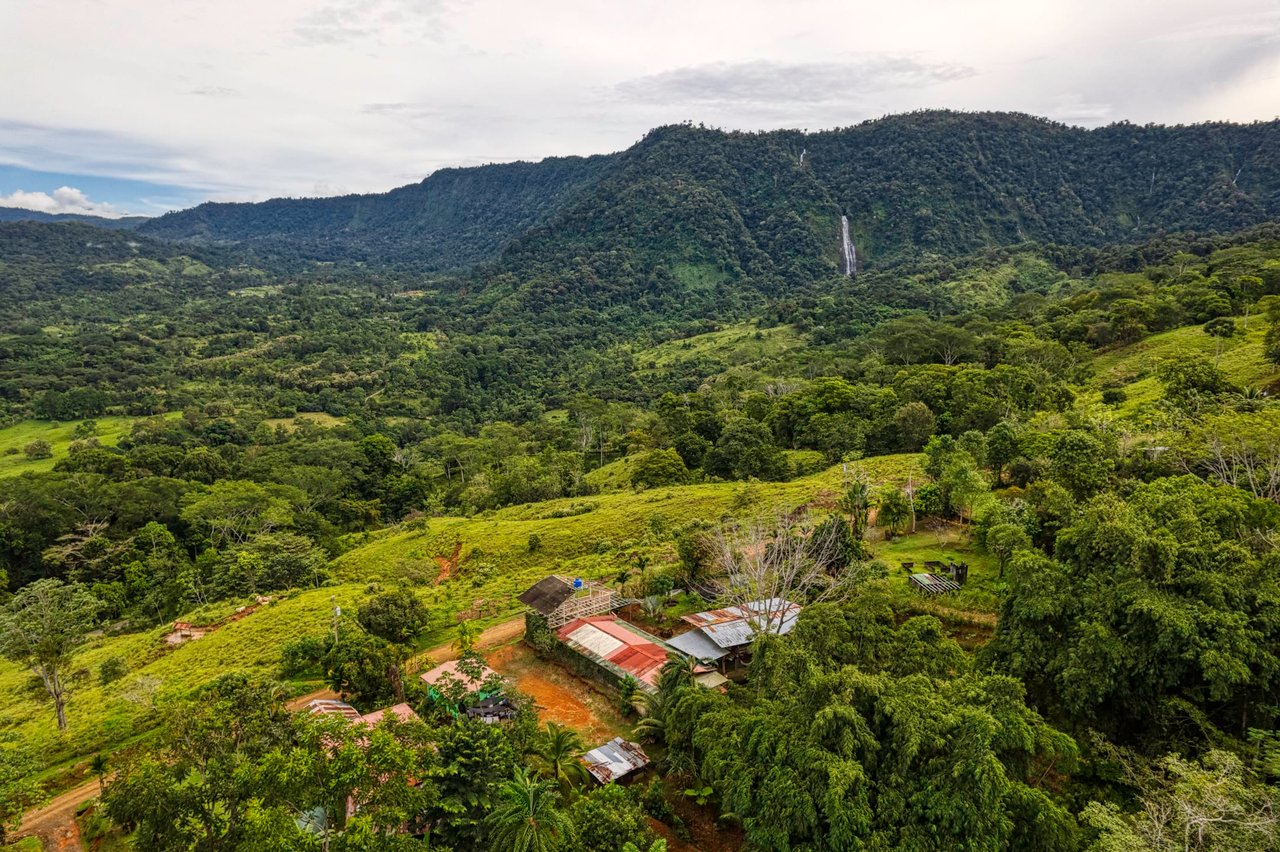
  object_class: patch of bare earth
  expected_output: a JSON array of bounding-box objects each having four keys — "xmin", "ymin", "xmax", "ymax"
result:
[{"xmin": 487, "ymin": 641, "xmax": 632, "ymax": 743}]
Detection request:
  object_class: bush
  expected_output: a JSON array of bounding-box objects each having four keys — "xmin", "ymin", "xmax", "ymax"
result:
[
  {"xmin": 280, "ymin": 635, "xmax": 329, "ymax": 676},
  {"xmin": 569, "ymin": 783, "xmax": 654, "ymax": 852},
  {"xmin": 23, "ymin": 439, "xmax": 52, "ymax": 460},
  {"xmin": 98, "ymin": 656, "xmax": 127, "ymax": 686}
]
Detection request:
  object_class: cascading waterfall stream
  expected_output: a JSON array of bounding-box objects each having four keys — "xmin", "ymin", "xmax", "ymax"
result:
[{"xmin": 840, "ymin": 214, "xmax": 857, "ymax": 277}]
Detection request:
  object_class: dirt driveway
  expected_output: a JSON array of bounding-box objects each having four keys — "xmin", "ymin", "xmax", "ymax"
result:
[{"xmin": 15, "ymin": 778, "xmax": 97, "ymax": 851}]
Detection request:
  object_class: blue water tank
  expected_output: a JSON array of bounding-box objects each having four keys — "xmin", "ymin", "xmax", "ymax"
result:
[{"xmin": 573, "ymin": 578, "xmax": 583, "ymax": 589}]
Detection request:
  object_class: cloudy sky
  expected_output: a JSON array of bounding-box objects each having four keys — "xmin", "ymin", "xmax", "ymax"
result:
[{"xmin": 1, "ymin": 0, "xmax": 1277, "ymax": 216}]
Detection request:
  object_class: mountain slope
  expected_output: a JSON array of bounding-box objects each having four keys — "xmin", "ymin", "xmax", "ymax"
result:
[
  {"xmin": 139, "ymin": 155, "xmax": 616, "ymax": 268},
  {"xmin": 135, "ymin": 112, "xmax": 1280, "ymax": 278}
]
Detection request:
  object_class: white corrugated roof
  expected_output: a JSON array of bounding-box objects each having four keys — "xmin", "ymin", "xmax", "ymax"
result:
[{"xmin": 566, "ymin": 623, "xmax": 624, "ymax": 658}]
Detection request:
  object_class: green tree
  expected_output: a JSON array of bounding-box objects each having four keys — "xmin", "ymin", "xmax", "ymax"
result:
[
  {"xmin": 1081, "ymin": 749, "xmax": 1279, "ymax": 851},
  {"xmin": 1048, "ymin": 430, "xmax": 1113, "ymax": 500},
  {"xmin": 103, "ymin": 675, "xmax": 295, "ymax": 850},
  {"xmin": 484, "ymin": 767, "xmax": 573, "ymax": 852},
  {"xmin": 992, "ymin": 478, "xmax": 1280, "ymax": 746},
  {"xmin": 630, "ymin": 448, "xmax": 690, "ymax": 489},
  {"xmin": 0, "ymin": 578, "xmax": 100, "ymax": 730},
  {"xmin": 180, "ymin": 480, "xmax": 300, "ymax": 548},
  {"xmin": 703, "ymin": 417, "xmax": 787, "ymax": 481},
  {"xmin": 570, "ymin": 783, "xmax": 654, "ymax": 852},
  {"xmin": 433, "ymin": 720, "xmax": 519, "ymax": 848},
  {"xmin": 984, "ymin": 521, "xmax": 1031, "ymax": 578},
  {"xmin": 876, "ymin": 486, "xmax": 911, "ymax": 538},
  {"xmin": 356, "ymin": 588, "xmax": 428, "ymax": 644},
  {"xmin": 837, "ymin": 477, "xmax": 874, "ymax": 540},
  {"xmin": 529, "ymin": 722, "xmax": 590, "ymax": 795},
  {"xmin": 323, "ymin": 632, "xmax": 406, "ymax": 707},
  {"xmin": 251, "ymin": 710, "xmax": 438, "ymax": 845}
]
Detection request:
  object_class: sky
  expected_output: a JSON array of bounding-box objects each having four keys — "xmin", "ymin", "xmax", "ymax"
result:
[{"xmin": 1, "ymin": 0, "xmax": 1277, "ymax": 217}]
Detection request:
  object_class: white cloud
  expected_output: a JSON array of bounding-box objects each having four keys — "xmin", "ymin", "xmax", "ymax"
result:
[
  {"xmin": 0, "ymin": 186, "xmax": 125, "ymax": 218},
  {"xmin": 0, "ymin": 0, "xmax": 1275, "ymax": 205}
]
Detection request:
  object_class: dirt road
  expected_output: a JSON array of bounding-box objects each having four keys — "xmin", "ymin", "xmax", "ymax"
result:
[
  {"xmin": 412, "ymin": 615, "xmax": 525, "ymax": 668},
  {"xmin": 15, "ymin": 778, "xmax": 98, "ymax": 851}
]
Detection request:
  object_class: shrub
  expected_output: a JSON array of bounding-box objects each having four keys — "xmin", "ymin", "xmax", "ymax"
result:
[
  {"xmin": 23, "ymin": 439, "xmax": 52, "ymax": 460},
  {"xmin": 97, "ymin": 656, "xmax": 127, "ymax": 686}
]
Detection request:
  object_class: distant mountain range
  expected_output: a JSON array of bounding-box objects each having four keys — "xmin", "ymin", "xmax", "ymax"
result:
[
  {"xmin": 16, "ymin": 111, "xmax": 1280, "ymax": 276},
  {"xmin": 0, "ymin": 206, "xmax": 148, "ymax": 229}
]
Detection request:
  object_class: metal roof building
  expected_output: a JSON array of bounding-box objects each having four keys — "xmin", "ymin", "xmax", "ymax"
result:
[
  {"xmin": 557, "ymin": 615, "xmax": 673, "ymax": 689},
  {"xmin": 581, "ymin": 737, "xmax": 650, "ymax": 784},
  {"xmin": 519, "ymin": 575, "xmax": 625, "ymax": 628},
  {"xmin": 669, "ymin": 599, "xmax": 802, "ymax": 664}
]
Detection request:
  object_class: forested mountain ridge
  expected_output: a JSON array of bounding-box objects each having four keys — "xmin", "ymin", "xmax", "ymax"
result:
[
  {"xmin": 0, "ymin": 206, "xmax": 148, "ymax": 229},
  {"xmin": 138, "ymin": 154, "xmax": 615, "ymax": 268},
  {"xmin": 138, "ymin": 111, "xmax": 1280, "ymax": 278}
]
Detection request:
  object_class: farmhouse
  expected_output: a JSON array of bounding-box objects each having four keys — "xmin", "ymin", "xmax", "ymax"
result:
[{"xmin": 668, "ymin": 598, "xmax": 802, "ymax": 668}]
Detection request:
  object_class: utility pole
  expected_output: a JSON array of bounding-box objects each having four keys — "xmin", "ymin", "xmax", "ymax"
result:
[{"xmin": 331, "ymin": 596, "xmax": 340, "ymax": 645}]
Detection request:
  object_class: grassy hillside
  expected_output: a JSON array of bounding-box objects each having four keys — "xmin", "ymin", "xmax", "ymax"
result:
[
  {"xmin": 631, "ymin": 322, "xmax": 805, "ymax": 374},
  {"xmin": 0, "ymin": 418, "xmax": 140, "ymax": 478},
  {"xmin": 1, "ymin": 454, "xmax": 930, "ymax": 776},
  {"xmin": 1082, "ymin": 315, "xmax": 1279, "ymax": 415}
]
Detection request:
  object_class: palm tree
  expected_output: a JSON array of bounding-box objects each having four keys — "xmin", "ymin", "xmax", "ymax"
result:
[
  {"xmin": 838, "ymin": 478, "xmax": 874, "ymax": 539},
  {"xmin": 89, "ymin": 753, "xmax": 109, "ymax": 793},
  {"xmin": 485, "ymin": 767, "xmax": 574, "ymax": 852},
  {"xmin": 636, "ymin": 657, "xmax": 697, "ymax": 745},
  {"xmin": 530, "ymin": 722, "xmax": 590, "ymax": 794}
]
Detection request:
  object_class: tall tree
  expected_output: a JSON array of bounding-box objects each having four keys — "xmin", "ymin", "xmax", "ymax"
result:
[
  {"xmin": 484, "ymin": 767, "xmax": 574, "ymax": 852},
  {"xmin": 0, "ymin": 578, "xmax": 100, "ymax": 730},
  {"xmin": 529, "ymin": 722, "xmax": 589, "ymax": 795}
]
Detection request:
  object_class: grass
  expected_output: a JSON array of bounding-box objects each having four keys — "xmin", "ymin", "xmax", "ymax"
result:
[
  {"xmin": 260, "ymin": 412, "xmax": 347, "ymax": 432},
  {"xmin": 0, "ymin": 418, "xmax": 142, "ymax": 478},
  {"xmin": 632, "ymin": 321, "xmax": 804, "ymax": 373},
  {"xmin": 1082, "ymin": 316, "xmax": 1280, "ymax": 417}
]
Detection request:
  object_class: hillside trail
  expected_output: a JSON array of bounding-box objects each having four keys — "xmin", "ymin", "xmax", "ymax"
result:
[
  {"xmin": 16, "ymin": 778, "xmax": 98, "ymax": 851},
  {"xmin": 413, "ymin": 615, "xmax": 525, "ymax": 668}
]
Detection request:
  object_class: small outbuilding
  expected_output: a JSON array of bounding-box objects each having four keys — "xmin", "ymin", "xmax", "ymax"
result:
[
  {"xmin": 465, "ymin": 695, "xmax": 519, "ymax": 724},
  {"xmin": 581, "ymin": 737, "xmax": 650, "ymax": 784},
  {"xmin": 909, "ymin": 573, "xmax": 962, "ymax": 595},
  {"xmin": 519, "ymin": 575, "xmax": 624, "ymax": 628}
]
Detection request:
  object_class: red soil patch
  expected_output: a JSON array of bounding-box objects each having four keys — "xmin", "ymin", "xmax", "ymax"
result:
[{"xmin": 487, "ymin": 642, "xmax": 630, "ymax": 744}]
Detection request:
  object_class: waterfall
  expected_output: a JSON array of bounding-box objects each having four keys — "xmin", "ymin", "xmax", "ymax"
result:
[{"xmin": 840, "ymin": 214, "xmax": 857, "ymax": 277}]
